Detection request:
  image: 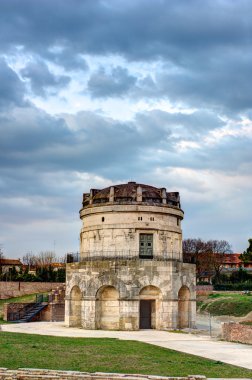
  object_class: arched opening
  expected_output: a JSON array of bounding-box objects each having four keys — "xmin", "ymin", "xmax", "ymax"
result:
[
  {"xmin": 69, "ymin": 285, "xmax": 82, "ymax": 327},
  {"xmin": 139, "ymin": 285, "xmax": 162, "ymax": 329},
  {"xmin": 96, "ymin": 286, "xmax": 119, "ymax": 330},
  {"xmin": 178, "ymin": 286, "xmax": 190, "ymax": 328}
]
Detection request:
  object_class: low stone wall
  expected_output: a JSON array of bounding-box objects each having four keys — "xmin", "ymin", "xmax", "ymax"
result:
[
  {"xmin": 222, "ymin": 322, "xmax": 252, "ymax": 344},
  {"xmin": 196, "ymin": 285, "xmax": 213, "ymax": 296},
  {"xmin": 0, "ymin": 368, "xmax": 206, "ymax": 380},
  {"xmin": 3, "ymin": 302, "xmax": 65, "ymax": 322},
  {"xmin": 0, "ymin": 282, "xmax": 63, "ymax": 299},
  {"xmin": 3, "ymin": 303, "xmax": 30, "ymax": 321}
]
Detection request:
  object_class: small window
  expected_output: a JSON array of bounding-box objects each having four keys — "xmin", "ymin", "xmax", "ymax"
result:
[
  {"xmin": 138, "ymin": 216, "xmax": 142, "ymax": 221},
  {"xmin": 177, "ymin": 218, "xmax": 179, "ymax": 226},
  {"xmin": 101, "ymin": 217, "xmax": 105, "ymax": 222},
  {"xmin": 150, "ymin": 217, "xmax": 154, "ymax": 221}
]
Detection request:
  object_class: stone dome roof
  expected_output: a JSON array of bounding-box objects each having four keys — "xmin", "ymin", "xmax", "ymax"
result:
[{"xmin": 82, "ymin": 181, "xmax": 181, "ymax": 209}]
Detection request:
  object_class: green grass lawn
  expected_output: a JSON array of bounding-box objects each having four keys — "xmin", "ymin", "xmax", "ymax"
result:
[
  {"xmin": 198, "ymin": 292, "xmax": 252, "ymax": 316},
  {"xmin": 0, "ymin": 332, "xmax": 251, "ymax": 378}
]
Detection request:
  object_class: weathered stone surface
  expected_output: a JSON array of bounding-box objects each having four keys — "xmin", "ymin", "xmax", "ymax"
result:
[{"xmin": 65, "ymin": 182, "xmax": 196, "ymax": 330}]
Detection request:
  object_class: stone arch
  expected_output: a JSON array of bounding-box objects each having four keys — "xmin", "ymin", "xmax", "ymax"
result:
[
  {"xmin": 178, "ymin": 285, "xmax": 191, "ymax": 328},
  {"xmin": 139, "ymin": 285, "xmax": 162, "ymax": 329},
  {"xmin": 69, "ymin": 285, "xmax": 82, "ymax": 327},
  {"xmin": 86, "ymin": 276, "xmax": 128, "ymax": 298},
  {"xmin": 95, "ymin": 285, "xmax": 119, "ymax": 330}
]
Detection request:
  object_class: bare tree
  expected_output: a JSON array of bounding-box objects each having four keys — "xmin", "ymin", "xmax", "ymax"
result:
[
  {"xmin": 183, "ymin": 238, "xmax": 232, "ymax": 282},
  {"xmin": 58, "ymin": 254, "xmax": 68, "ymax": 263},
  {"xmin": 36, "ymin": 251, "xmax": 57, "ymax": 267},
  {"xmin": 183, "ymin": 238, "xmax": 211, "ymax": 278},
  {"xmin": 22, "ymin": 252, "xmax": 37, "ymax": 267},
  {"xmin": 206, "ymin": 239, "xmax": 232, "ymax": 282}
]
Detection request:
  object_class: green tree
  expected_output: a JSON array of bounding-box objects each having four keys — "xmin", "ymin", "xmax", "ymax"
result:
[{"xmin": 240, "ymin": 239, "xmax": 252, "ymax": 262}]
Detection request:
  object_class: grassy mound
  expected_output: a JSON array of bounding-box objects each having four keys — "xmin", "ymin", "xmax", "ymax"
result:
[{"xmin": 198, "ymin": 292, "xmax": 252, "ymax": 316}]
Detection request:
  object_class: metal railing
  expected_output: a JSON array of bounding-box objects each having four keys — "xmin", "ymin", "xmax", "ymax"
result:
[
  {"xmin": 8, "ymin": 293, "xmax": 49, "ymax": 321},
  {"xmin": 36, "ymin": 294, "xmax": 49, "ymax": 303},
  {"xmin": 66, "ymin": 251, "xmax": 193, "ymax": 264}
]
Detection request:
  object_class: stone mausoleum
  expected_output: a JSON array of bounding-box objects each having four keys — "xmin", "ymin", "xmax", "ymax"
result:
[{"xmin": 65, "ymin": 182, "xmax": 196, "ymax": 330}]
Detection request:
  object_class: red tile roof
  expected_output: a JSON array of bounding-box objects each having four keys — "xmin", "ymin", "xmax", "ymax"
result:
[{"xmin": 0, "ymin": 258, "xmax": 22, "ymax": 266}]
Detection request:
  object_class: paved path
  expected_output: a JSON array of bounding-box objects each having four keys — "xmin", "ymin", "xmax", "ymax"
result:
[{"xmin": 1, "ymin": 322, "xmax": 252, "ymax": 372}]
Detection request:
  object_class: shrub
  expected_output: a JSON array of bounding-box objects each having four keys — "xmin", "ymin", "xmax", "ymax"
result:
[{"xmin": 214, "ymin": 282, "xmax": 252, "ymax": 291}]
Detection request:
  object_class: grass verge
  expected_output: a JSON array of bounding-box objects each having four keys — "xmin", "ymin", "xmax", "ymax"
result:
[{"xmin": 0, "ymin": 332, "xmax": 251, "ymax": 378}]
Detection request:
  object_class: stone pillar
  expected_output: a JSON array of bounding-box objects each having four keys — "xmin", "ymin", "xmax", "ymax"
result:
[
  {"xmin": 136, "ymin": 186, "xmax": 142, "ymax": 202},
  {"xmin": 64, "ymin": 298, "xmax": 70, "ymax": 326},
  {"xmin": 109, "ymin": 186, "xmax": 114, "ymax": 202},
  {"xmin": 160, "ymin": 300, "xmax": 177, "ymax": 329},
  {"xmin": 119, "ymin": 300, "xmax": 139, "ymax": 330},
  {"xmin": 82, "ymin": 298, "xmax": 96, "ymax": 329},
  {"xmin": 161, "ymin": 188, "xmax": 167, "ymax": 204},
  {"xmin": 190, "ymin": 299, "xmax": 196, "ymax": 328},
  {"xmin": 89, "ymin": 189, "xmax": 94, "ymax": 205}
]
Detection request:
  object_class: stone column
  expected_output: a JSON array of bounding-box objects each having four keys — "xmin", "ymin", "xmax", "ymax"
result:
[
  {"xmin": 89, "ymin": 189, "xmax": 94, "ymax": 205},
  {"xmin": 160, "ymin": 299, "xmax": 178, "ymax": 329},
  {"xmin": 161, "ymin": 188, "xmax": 167, "ymax": 204},
  {"xmin": 64, "ymin": 297, "xmax": 70, "ymax": 326},
  {"xmin": 119, "ymin": 300, "xmax": 139, "ymax": 330},
  {"xmin": 109, "ymin": 186, "xmax": 114, "ymax": 202},
  {"xmin": 137, "ymin": 186, "xmax": 142, "ymax": 202},
  {"xmin": 81, "ymin": 297, "xmax": 96, "ymax": 329}
]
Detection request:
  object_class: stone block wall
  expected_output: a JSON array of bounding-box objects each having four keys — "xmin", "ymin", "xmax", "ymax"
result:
[
  {"xmin": 0, "ymin": 281, "xmax": 63, "ymax": 299},
  {"xmin": 66, "ymin": 259, "xmax": 196, "ymax": 330},
  {"xmin": 41, "ymin": 303, "xmax": 65, "ymax": 322},
  {"xmin": 80, "ymin": 203, "xmax": 183, "ymax": 261},
  {"xmin": 0, "ymin": 368, "xmax": 206, "ymax": 380},
  {"xmin": 222, "ymin": 322, "xmax": 252, "ymax": 344}
]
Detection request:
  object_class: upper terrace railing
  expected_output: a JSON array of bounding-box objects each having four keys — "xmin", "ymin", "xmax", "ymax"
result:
[{"xmin": 66, "ymin": 251, "xmax": 194, "ymax": 264}]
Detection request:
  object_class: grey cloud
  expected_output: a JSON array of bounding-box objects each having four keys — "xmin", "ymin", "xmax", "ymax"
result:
[
  {"xmin": 1, "ymin": 104, "xmax": 251, "ymax": 255},
  {"xmin": 0, "ymin": 105, "xmax": 248, "ymax": 196},
  {"xmin": 151, "ymin": 55, "xmax": 252, "ymax": 112},
  {"xmin": 1, "ymin": 0, "xmax": 251, "ymax": 60},
  {"xmin": 88, "ymin": 66, "xmax": 137, "ymax": 98},
  {"xmin": 135, "ymin": 109, "xmax": 224, "ymax": 137},
  {"xmin": 1, "ymin": 1, "xmax": 252, "ymax": 109},
  {"xmin": 0, "ymin": 59, "xmax": 25, "ymax": 108},
  {"xmin": 21, "ymin": 60, "xmax": 71, "ymax": 96},
  {"xmin": 46, "ymin": 48, "xmax": 88, "ymax": 71},
  {"xmin": 0, "ymin": 106, "xmax": 72, "ymax": 167}
]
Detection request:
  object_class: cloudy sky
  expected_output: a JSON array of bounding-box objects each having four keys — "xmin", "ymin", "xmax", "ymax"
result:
[{"xmin": 1, "ymin": 0, "xmax": 252, "ymax": 258}]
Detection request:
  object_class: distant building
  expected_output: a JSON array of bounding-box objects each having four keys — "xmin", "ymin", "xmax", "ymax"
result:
[
  {"xmin": 0, "ymin": 258, "xmax": 22, "ymax": 275},
  {"xmin": 198, "ymin": 253, "xmax": 252, "ymax": 283},
  {"xmin": 65, "ymin": 182, "xmax": 196, "ymax": 330},
  {"xmin": 221, "ymin": 253, "xmax": 252, "ymax": 272}
]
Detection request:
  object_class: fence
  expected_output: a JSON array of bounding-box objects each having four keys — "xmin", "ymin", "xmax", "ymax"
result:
[{"xmin": 66, "ymin": 251, "xmax": 192, "ymax": 264}]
